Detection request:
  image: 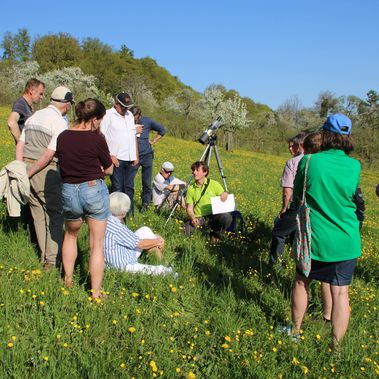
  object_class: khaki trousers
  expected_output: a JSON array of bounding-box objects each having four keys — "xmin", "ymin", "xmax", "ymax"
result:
[{"xmin": 25, "ymin": 160, "xmax": 63, "ymax": 266}]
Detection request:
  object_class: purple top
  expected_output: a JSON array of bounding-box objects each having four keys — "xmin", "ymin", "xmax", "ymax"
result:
[
  {"xmin": 56, "ymin": 130, "xmax": 112, "ymax": 184},
  {"xmin": 281, "ymin": 153, "xmax": 304, "ymax": 188}
]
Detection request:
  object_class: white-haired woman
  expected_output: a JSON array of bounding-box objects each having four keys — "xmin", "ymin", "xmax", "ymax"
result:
[{"xmin": 104, "ymin": 192, "xmax": 175, "ymax": 275}]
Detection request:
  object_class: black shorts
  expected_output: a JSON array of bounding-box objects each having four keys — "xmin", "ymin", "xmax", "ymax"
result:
[{"xmin": 296, "ymin": 258, "xmax": 357, "ymax": 286}]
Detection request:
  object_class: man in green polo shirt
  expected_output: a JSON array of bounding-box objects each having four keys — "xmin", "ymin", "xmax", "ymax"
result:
[{"xmin": 185, "ymin": 161, "xmax": 232, "ymax": 242}]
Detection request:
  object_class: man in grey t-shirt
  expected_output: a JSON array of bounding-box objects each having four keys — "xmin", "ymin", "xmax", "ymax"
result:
[{"xmin": 7, "ymin": 78, "xmax": 45, "ymax": 143}]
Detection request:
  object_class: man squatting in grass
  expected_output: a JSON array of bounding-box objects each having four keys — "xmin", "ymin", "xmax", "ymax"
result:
[
  {"xmin": 152, "ymin": 161, "xmax": 186, "ymax": 210},
  {"xmin": 269, "ymin": 132, "xmax": 306, "ymax": 265},
  {"xmin": 16, "ymin": 86, "xmax": 73, "ymax": 269},
  {"xmin": 104, "ymin": 192, "xmax": 175, "ymax": 276},
  {"xmin": 185, "ymin": 161, "xmax": 232, "ymax": 243}
]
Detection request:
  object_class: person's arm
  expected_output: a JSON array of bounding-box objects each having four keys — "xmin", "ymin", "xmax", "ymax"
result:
[
  {"xmin": 16, "ymin": 140, "xmax": 25, "ymax": 161},
  {"xmin": 104, "ymin": 164, "xmax": 113, "ymax": 175},
  {"xmin": 7, "ymin": 112, "xmax": 21, "ymax": 143},
  {"xmin": 27, "ymin": 149, "xmax": 55, "ymax": 178},
  {"xmin": 279, "ymin": 187, "xmax": 293, "ymax": 217},
  {"xmin": 149, "ymin": 133, "xmax": 163, "ymax": 146},
  {"xmin": 186, "ymin": 204, "xmax": 200, "ymax": 226},
  {"xmin": 137, "ymin": 236, "xmax": 164, "ymax": 250},
  {"xmin": 132, "ymin": 135, "xmax": 139, "ymax": 166}
]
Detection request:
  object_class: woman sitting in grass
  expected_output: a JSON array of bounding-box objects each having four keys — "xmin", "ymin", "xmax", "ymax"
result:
[{"xmin": 104, "ymin": 192, "xmax": 175, "ymax": 276}]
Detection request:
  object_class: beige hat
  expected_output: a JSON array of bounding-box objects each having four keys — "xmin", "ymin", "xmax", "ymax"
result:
[{"xmin": 50, "ymin": 86, "xmax": 74, "ymax": 103}]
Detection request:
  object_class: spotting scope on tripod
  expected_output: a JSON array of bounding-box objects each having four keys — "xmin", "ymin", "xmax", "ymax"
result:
[{"xmin": 165, "ymin": 116, "xmax": 228, "ymax": 225}]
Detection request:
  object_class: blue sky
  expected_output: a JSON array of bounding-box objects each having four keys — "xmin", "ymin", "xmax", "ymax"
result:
[{"xmin": 1, "ymin": 0, "xmax": 378, "ymax": 109}]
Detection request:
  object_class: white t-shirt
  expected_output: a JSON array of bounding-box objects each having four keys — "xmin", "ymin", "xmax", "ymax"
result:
[
  {"xmin": 100, "ymin": 107, "xmax": 137, "ymax": 161},
  {"xmin": 152, "ymin": 173, "xmax": 185, "ymax": 206}
]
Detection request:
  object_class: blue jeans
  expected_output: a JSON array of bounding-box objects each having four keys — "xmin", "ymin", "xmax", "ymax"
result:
[
  {"xmin": 111, "ymin": 160, "xmax": 138, "ymax": 213},
  {"xmin": 131, "ymin": 153, "xmax": 153, "ymax": 206},
  {"xmin": 269, "ymin": 206, "xmax": 297, "ymax": 263},
  {"xmin": 62, "ymin": 179, "xmax": 109, "ymax": 221}
]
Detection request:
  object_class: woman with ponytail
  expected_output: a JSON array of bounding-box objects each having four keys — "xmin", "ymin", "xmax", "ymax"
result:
[{"xmin": 56, "ymin": 98, "xmax": 113, "ymax": 299}]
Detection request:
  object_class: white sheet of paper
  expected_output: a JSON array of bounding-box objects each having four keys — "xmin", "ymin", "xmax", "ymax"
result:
[{"xmin": 211, "ymin": 194, "xmax": 235, "ymax": 214}]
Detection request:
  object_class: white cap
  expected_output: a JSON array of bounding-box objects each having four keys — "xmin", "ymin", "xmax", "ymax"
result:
[
  {"xmin": 162, "ymin": 161, "xmax": 174, "ymax": 172},
  {"xmin": 50, "ymin": 86, "xmax": 74, "ymax": 103}
]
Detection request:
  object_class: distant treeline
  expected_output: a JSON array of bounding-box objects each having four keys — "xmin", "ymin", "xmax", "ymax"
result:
[{"xmin": 1, "ymin": 29, "xmax": 378, "ymax": 166}]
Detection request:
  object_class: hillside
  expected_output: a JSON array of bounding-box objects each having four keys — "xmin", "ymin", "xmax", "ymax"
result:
[{"xmin": 0, "ymin": 106, "xmax": 378, "ymax": 377}]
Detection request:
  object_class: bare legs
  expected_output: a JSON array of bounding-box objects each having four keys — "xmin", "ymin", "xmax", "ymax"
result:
[
  {"xmin": 291, "ymin": 275, "xmax": 351, "ymax": 346},
  {"xmin": 62, "ymin": 220, "xmax": 82, "ymax": 287},
  {"xmin": 62, "ymin": 218, "xmax": 107, "ymax": 298},
  {"xmin": 87, "ymin": 218, "xmax": 107, "ymax": 298},
  {"xmin": 321, "ymin": 282, "xmax": 332, "ymax": 321},
  {"xmin": 330, "ymin": 285, "xmax": 350, "ymax": 346},
  {"xmin": 291, "ymin": 273, "xmax": 311, "ymax": 333}
]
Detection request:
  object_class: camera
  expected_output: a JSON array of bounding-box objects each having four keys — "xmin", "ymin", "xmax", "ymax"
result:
[{"xmin": 198, "ymin": 116, "xmax": 223, "ymax": 145}]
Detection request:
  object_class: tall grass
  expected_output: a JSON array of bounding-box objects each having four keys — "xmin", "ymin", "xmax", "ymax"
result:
[{"xmin": 0, "ymin": 106, "xmax": 378, "ymax": 378}]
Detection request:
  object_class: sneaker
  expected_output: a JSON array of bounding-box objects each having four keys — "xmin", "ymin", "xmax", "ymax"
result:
[{"xmin": 277, "ymin": 325, "xmax": 300, "ymax": 342}]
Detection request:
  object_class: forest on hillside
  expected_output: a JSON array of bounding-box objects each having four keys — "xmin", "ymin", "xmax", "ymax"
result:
[{"xmin": 1, "ymin": 29, "xmax": 378, "ymax": 165}]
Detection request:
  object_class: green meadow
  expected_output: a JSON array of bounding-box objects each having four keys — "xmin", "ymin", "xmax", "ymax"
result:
[{"xmin": 0, "ymin": 106, "xmax": 378, "ymax": 378}]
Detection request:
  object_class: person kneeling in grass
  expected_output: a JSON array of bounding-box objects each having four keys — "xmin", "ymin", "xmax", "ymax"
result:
[{"xmin": 104, "ymin": 192, "xmax": 175, "ymax": 276}]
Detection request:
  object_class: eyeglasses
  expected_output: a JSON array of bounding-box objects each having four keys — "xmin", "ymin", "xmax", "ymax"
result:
[{"xmin": 163, "ymin": 169, "xmax": 172, "ymax": 174}]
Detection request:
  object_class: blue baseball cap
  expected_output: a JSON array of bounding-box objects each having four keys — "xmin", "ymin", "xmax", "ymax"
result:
[{"xmin": 322, "ymin": 114, "xmax": 352, "ymax": 135}]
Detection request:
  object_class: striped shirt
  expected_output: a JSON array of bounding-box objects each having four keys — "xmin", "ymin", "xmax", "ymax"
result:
[{"xmin": 104, "ymin": 215, "xmax": 140, "ymax": 268}]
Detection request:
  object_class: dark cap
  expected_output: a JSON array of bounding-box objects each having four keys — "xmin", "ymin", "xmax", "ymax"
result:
[{"xmin": 115, "ymin": 92, "xmax": 134, "ymax": 109}]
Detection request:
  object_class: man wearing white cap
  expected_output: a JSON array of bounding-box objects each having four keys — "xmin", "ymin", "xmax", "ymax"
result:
[
  {"xmin": 152, "ymin": 161, "xmax": 185, "ymax": 209},
  {"xmin": 16, "ymin": 86, "xmax": 73, "ymax": 269},
  {"xmin": 100, "ymin": 92, "xmax": 138, "ymax": 214}
]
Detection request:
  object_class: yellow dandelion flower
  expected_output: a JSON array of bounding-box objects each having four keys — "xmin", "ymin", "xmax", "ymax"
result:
[
  {"xmin": 112, "ymin": 320, "xmax": 118, "ymax": 325},
  {"xmin": 11, "ymin": 336, "xmax": 17, "ymax": 341},
  {"xmin": 187, "ymin": 371, "xmax": 196, "ymax": 379},
  {"xmin": 315, "ymin": 334, "xmax": 321, "ymax": 340},
  {"xmin": 120, "ymin": 363, "xmax": 126, "ymax": 369},
  {"xmin": 222, "ymin": 343, "xmax": 229, "ymax": 349},
  {"xmin": 205, "ymin": 330, "xmax": 211, "ymax": 336},
  {"xmin": 43, "ymin": 356, "xmax": 49, "ymax": 362},
  {"xmin": 63, "ymin": 343, "xmax": 68, "ymax": 348},
  {"xmin": 171, "ymin": 287, "xmax": 177, "ymax": 293},
  {"xmin": 301, "ymin": 365, "xmax": 309, "ymax": 374},
  {"xmin": 128, "ymin": 327, "xmax": 136, "ymax": 333},
  {"xmin": 292, "ymin": 357, "xmax": 299, "ymax": 365},
  {"xmin": 272, "ymin": 347, "xmax": 277, "ymax": 352},
  {"xmin": 224, "ymin": 335, "xmax": 231, "ymax": 342},
  {"xmin": 176, "ymin": 368, "xmax": 181, "ymax": 373},
  {"xmin": 7, "ymin": 342, "xmax": 14, "ymax": 348},
  {"xmin": 131, "ymin": 292, "xmax": 139, "ymax": 297},
  {"xmin": 149, "ymin": 360, "xmax": 158, "ymax": 372}
]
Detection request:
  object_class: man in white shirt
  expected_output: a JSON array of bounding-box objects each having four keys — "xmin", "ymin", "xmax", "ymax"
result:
[
  {"xmin": 152, "ymin": 161, "xmax": 185, "ymax": 209},
  {"xmin": 100, "ymin": 93, "xmax": 138, "ymax": 214},
  {"xmin": 16, "ymin": 86, "xmax": 73, "ymax": 269}
]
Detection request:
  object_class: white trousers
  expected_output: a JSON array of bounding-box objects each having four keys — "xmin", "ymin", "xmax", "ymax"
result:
[{"xmin": 123, "ymin": 226, "xmax": 174, "ymax": 276}]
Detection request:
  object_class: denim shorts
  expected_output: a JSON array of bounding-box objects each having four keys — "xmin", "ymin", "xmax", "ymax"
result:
[
  {"xmin": 62, "ymin": 179, "xmax": 109, "ymax": 221},
  {"xmin": 297, "ymin": 258, "xmax": 357, "ymax": 286}
]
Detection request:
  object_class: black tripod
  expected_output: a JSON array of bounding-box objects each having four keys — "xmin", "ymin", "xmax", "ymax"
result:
[{"xmin": 165, "ymin": 134, "xmax": 228, "ymax": 225}]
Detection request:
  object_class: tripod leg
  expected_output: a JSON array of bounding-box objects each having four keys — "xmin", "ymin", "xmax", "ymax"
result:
[{"xmin": 213, "ymin": 145, "xmax": 228, "ymax": 192}]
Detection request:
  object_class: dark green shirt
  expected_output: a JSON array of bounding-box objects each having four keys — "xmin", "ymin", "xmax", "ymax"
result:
[{"xmin": 293, "ymin": 150, "xmax": 361, "ymax": 262}]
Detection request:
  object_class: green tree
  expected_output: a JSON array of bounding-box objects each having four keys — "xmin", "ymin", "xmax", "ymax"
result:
[
  {"xmin": 14, "ymin": 28, "xmax": 31, "ymax": 61},
  {"xmin": 1, "ymin": 32, "xmax": 15, "ymax": 60},
  {"xmin": 32, "ymin": 33, "xmax": 81, "ymax": 72}
]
